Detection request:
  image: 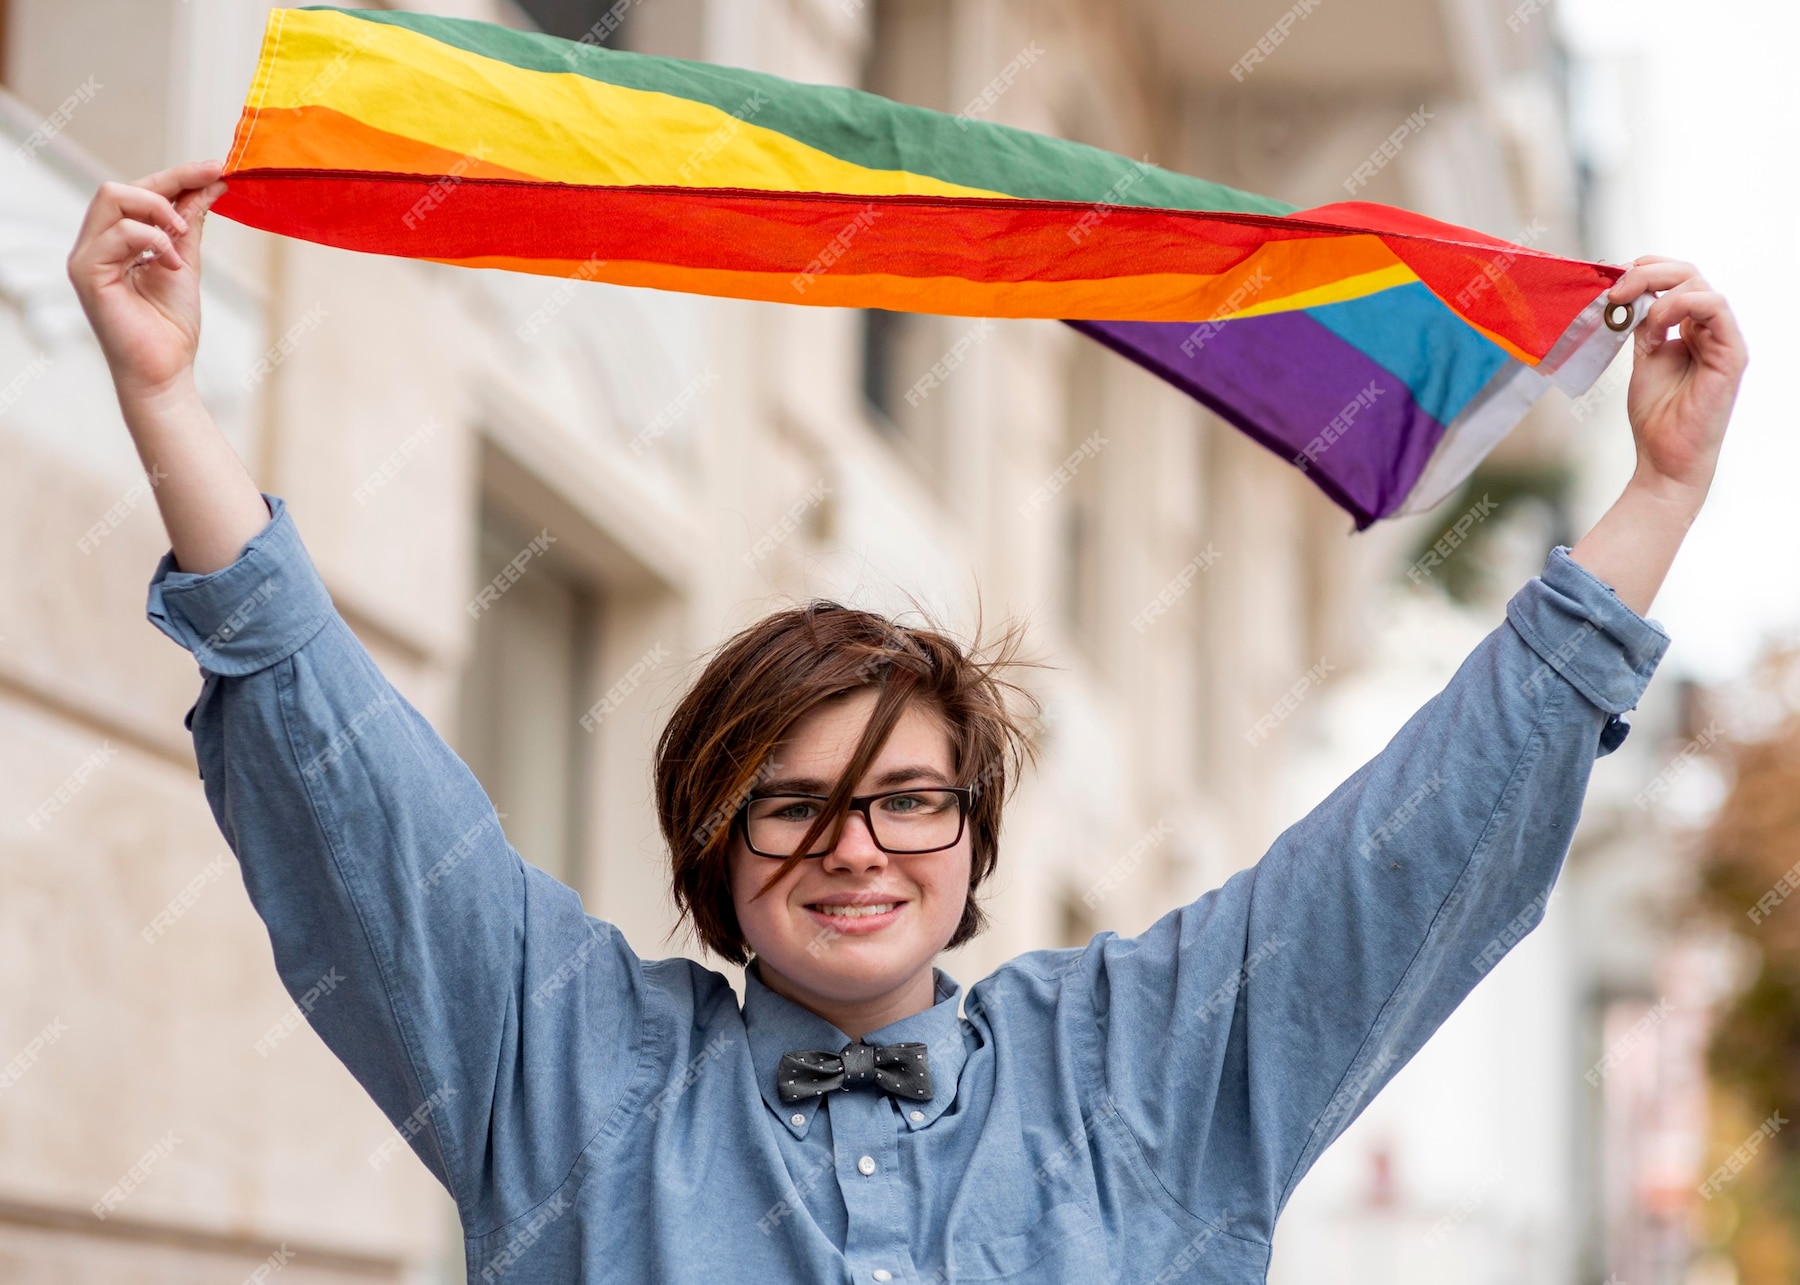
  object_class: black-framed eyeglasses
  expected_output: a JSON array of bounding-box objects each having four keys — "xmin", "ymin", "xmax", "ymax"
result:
[{"xmin": 737, "ymin": 787, "xmax": 973, "ymax": 859}]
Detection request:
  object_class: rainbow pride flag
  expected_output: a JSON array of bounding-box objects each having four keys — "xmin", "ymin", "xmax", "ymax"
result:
[{"xmin": 214, "ymin": 7, "xmax": 1642, "ymax": 527}]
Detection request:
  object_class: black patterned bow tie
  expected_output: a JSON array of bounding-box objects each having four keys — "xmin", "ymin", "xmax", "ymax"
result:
[{"xmin": 777, "ymin": 1040, "xmax": 932, "ymax": 1105}]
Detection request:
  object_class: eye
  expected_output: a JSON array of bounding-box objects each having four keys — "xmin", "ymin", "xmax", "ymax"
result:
[{"xmin": 749, "ymin": 797, "xmax": 822, "ymax": 824}]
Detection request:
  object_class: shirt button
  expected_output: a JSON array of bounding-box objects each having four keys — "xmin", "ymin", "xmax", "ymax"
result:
[
  {"xmin": 909, "ymin": 1110, "xmax": 924, "ymax": 1122},
  {"xmin": 857, "ymin": 1154, "xmax": 876, "ymax": 1176},
  {"xmin": 789, "ymin": 1113, "xmax": 806, "ymax": 1126},
  {"xmin": 873, "ymin": 1272, "xmax": 893, "ymax": 1283}
]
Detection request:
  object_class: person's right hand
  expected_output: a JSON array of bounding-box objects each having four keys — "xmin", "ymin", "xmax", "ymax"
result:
[{"xmin": 67, "ymin": 160, "xmax": 229, "ymax": 404}]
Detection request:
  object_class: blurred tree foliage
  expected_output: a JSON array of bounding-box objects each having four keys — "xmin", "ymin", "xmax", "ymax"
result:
[
  {"xmin": 1693, "ymin": 652, "xmax": 1800, "ymax": 1278},
  {"xmin": 1402, "ymin": 460, "xmax": 1574, "ymax": 604}
]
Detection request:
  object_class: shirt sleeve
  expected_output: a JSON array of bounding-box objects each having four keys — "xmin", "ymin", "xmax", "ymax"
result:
[
  {"xmin": 1068, "ymin": 546, "xmax": 1669, "ymax": 1242},
  {"xmin": 145, "ymin": 495, "xmax": 649, "ymax": 1233}
]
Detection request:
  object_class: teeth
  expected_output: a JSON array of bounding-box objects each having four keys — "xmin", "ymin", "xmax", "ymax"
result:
[{"xmin": 812, "ymin": 903, "xmax": 896, "ymax": 917}]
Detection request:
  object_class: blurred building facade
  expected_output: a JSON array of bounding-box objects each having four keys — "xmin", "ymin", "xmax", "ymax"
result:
[{"xmin": 0, "ymin": 0, "xmax": 1688, "ymax": 1279}]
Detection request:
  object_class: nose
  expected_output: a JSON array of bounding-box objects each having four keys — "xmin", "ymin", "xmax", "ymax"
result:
[{"xmin": 820, "ymin": 809, "xmax": 888, "ymax": 875}]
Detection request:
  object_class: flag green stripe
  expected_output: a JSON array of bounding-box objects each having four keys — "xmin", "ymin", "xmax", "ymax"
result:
[{"xmin": 310, "ymin": 6, "xmax": 1295, "ymax": 216}]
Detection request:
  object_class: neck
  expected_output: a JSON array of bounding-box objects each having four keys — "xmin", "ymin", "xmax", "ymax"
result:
[{"xmin": 753, "ymin": 958, "xmax": 938, "ymax": 1040}]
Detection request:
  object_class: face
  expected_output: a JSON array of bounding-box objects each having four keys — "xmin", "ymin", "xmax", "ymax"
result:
[{"xmin": 729, "ymin": 687, "xmax": 971, "ymax": 1022}]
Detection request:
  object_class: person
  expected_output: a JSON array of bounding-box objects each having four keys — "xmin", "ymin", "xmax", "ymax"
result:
[{"xmin": 69, "ymin": 158, "xmax": 1746, "ymax": 1283}]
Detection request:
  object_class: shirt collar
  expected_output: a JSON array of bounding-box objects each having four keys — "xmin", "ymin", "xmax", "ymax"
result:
[{"xmin": 743, "ymin": 963, "xmax": 971, "ymax": 1139}]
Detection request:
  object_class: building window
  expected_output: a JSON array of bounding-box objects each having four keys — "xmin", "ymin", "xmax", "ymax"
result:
[
  {"xmin": 860, "ymin": 307, "xmax": 948, "ymax": 439},
  {"xmin": 859, "ymin": 1, "xmax": 953, "ymax": 461},
  {"xmin": 860, "ymin": 308, "xmax": 908, "ymax": 432},
  {"xmin": 457, "ymin": 509, "xmax": 598, "ymax": 887},
  {"xmin": 862, "ymin": 0, "xmax": 952, "ymax": 112},
  {"xmin": 510, "ymin": 0, "xmax": 637, "ymax": 48},
  {"xmin": 1059, "ymin": 340, "xmax": 1107, "ymax": 659}
]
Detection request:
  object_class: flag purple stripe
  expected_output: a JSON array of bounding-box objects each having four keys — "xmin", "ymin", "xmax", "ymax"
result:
[{"xmin": 1067, "ymin": 312, "xmax": 1452, "ymax": 529}]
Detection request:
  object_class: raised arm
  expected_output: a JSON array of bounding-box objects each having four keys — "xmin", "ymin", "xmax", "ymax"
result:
[
  {"xmin": 1066, "ymin": 261, "xmax": 1746, "ymax": 1243},
  {"xmin": 66, "ymin": 159, "xmax": 269, "ymax": 571},
  {"xmin": 70, "ymin": 164, "xmax": 652, "ymax": 1231},
  {"xmin": 1569, "ymin": 256, "xmax": 1747, "ymax": 610}
]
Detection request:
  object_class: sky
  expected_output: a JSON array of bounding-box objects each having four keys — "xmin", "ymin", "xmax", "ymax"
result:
[{"xmin": 1559, "ymin": 0, "xmax": 1800, "ymax": 684}]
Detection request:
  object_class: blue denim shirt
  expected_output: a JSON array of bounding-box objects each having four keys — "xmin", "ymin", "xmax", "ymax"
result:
[{"xmin": 146, "ymin": 496, "xmax": 1668, "ymax": 1283}]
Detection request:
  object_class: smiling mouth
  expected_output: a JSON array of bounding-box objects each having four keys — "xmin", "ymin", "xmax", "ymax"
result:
[{"xmin": 808, "ymin": 902, "xmax": 900, "ymax": 918}]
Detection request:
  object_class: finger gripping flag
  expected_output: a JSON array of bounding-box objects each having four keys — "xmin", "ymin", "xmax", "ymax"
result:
[{"xmin": 214, "ymin": 6, "xmax": 1640, "ymax": 528}]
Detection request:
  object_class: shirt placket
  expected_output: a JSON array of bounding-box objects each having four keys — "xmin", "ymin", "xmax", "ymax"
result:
[{"xmin": 829, "ymin": 1088, "xmax": 915, "ymax": 1284}]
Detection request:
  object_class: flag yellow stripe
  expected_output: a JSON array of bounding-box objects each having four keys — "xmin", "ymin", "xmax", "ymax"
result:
[
  {"xmin": 1228, "ymin": 261, "xmax": 1420, "ymax": 319},
  {"xmin": 247, "ymin": 8, "xmax": 1008, "ymax": 200}
]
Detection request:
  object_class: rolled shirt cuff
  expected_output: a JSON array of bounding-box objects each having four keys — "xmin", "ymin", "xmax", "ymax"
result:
[
  {"xmin": 145, "ymin": 494, "xmax": 338, "ymax": 677},
  {"xmin": 1505, "ymin": 545, "xmax": 1671, "ymax": 752}
]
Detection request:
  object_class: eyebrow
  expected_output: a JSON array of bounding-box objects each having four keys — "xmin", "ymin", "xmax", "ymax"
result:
[{"xmin": 755, "ymin": 764, "xmax": 953, "ymax": 795}]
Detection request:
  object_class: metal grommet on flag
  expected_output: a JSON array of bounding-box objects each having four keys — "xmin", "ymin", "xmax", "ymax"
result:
[{"xmin": 1604, "ymin": 300, "xmax": 1636, "ymax": 332}]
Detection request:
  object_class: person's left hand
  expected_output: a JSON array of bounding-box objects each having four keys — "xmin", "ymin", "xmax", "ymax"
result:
[{"xmin": 1607, "ymin": 256, "xmax": 1749, "ymax": 499}]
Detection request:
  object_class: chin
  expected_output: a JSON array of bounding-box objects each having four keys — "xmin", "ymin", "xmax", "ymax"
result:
[{"xmin": 766, "ymin": 935, "xmax": 931, "ymax": 1001}]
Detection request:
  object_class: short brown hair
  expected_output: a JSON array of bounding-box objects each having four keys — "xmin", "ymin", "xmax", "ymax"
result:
[{"xmin": 655, "ymin": 601, "xmax": 1041, "ymax": 964}]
